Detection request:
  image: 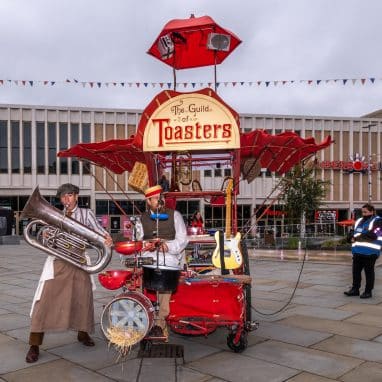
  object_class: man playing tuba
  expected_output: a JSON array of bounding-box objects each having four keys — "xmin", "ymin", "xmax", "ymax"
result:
[{"xmin": 26, "ymin": 183, "xmax": 113, "ymax": 363}]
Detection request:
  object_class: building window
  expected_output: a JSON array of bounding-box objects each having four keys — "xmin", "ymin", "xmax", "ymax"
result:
[
  {"xmin": 224, "ymin": 168, "xmax": 231, "ymax": 177},
  {"xmin": 176, "ymin": 200, "xmax": 200, "ymax": 225},
  {"xmin": 36, "ymin": 122, "xmax": 45, "ymax": 174},
  {"xmin": 82, "ymin": 123, "xmax": 91, "ymax": 174},
  {"xmin": 23, "ymin": 121, "xmax": 32, "ymax": 174},
  {"xmin": 71, "ymin": 123, "xmax": 79, "ymax": 174},
  {"xmin": 11, "ymin": 121, "xmax": 20, "ymax": 173},
  {"xmin": 59, "ymin": 123, "xmax": 68, "ymax": 174},
  {"xmin": 214, "ymin": 168, "xmax": 222, "ymax": 177},
  {"xmin": 204, "ymin": 169, "xmax": 212, "ymax": 177},
  {"xmin": 48, "ymin": 122, "xmax": 57, "ymax": 174},
  {"xmin": 0, "ymin": 120, "xmax": 7, "ymax": 173}
]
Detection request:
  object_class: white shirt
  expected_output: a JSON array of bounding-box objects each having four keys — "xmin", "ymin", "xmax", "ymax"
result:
[{"xmin": 135, "ymin": 210, "xmax": 189, "ymax": 267}]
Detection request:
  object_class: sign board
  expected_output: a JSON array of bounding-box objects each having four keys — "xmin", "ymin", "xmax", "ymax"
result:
[{"xmin": 142, "ymin": 92, "xmax": 240, "ymax": 152}]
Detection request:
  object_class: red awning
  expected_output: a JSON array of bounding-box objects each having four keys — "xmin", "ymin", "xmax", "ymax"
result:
[
  {"xmin": 147, "ymin": 15, "xmax": 241, "ymax": 69},
  {"xmin": 337, "ymin": 219, "xmax": 355, "ymax": 227},
  {"xmin": 58, "ymin": 138, "xmax": 148, "ymax": 174},
  {"xmin": 240, "ymin": 130, "xmax": 332, "ymax": 174}
]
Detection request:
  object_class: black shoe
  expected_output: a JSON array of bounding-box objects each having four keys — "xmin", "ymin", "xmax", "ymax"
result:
[
  {"xmin": 147, "ymin": 325, "xmax": 164, "ymax": 337},
  {"xmin": 26, "ymin": 345, "xmax": 39, "ymax": 363},
  {"xmin": 77, "ymin": 332, "xmax": 95, "ymax": 346},
  {"xmin": 344, "ymin": 288, "xmax": 360, "ymax": 296},
  {"xmin": 360, "ymin": 291, "xmax": 372, "ymax": 299}
]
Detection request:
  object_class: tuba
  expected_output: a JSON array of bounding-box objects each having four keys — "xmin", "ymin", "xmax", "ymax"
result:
[{"xmin": 21, "ymin": 187, "xmax": 112, "ymax": 274}]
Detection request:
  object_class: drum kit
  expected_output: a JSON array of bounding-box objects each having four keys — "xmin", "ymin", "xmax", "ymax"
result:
[{"xmin": 99, "ymin": 237, "xmax": 181, "ymax": 350}]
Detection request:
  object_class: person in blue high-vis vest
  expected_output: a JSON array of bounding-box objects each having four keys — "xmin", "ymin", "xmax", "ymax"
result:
[{"xmin": 344, "ymin": 204, "xmax": 382, "ymax": 299}]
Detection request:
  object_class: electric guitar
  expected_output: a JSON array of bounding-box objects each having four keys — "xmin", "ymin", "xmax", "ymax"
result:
[{"xmin": 212, "ymin": 179, "xmax": 243, "ymax": 269}]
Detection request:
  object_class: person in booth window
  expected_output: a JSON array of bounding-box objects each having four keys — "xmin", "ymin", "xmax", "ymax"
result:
[
  {"xmin": 25, "ymin": 183, "xmax": 113, "ymax": 363},
  {"xmin": 191, "ymin": 211, "xmax": 204, "ymax": 232},
  {"xmin": 344, "ymin": 203, "xmax": 382, "ymax": 299},
  {"xmin": 135, "ymin": 185, "xmax": 188, "ymax": 339}
]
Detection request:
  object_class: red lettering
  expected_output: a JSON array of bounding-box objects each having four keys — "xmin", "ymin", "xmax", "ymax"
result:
[
  {"xmin": 195, "ymin": 122, "xmax": 202, "ymax": 139},
  {"xmin": 204, "ymin": 124, "xmax": 212, "ymax": 139},
  {"xmin": 174, "ymin": 126, "xmax": 182, "ymax": 140},
  {"xmin": 184, "ymin": 125, "xmax": 193, "ymax": 139},
  {"xmin": 213, "ymin": 124, "xmax": 222, "ymax": 138},
  {"xmin": 153, "ymin": 118, "xmax": 170, "ymax": 147},
  {"xmin": 164, "ymin": 126, "xmax": 172, "ymax": 140},
  {"xmin": 222, "ymin": 124, "xmax": 232, "ymax": 138}
]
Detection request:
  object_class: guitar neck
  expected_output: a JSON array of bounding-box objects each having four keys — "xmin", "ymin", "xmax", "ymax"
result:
[{"xmin": 225, "ymin": 182, "xmax": 232, "ymax": 238}]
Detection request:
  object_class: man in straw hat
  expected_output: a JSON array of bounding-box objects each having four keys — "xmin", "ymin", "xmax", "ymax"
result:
[
  {"xmin": 26, "ymin": 183, "xmax": 113, "ymax": 363},
  {"xmin": 136, "ymin": 184, "xmax": 188, "ymax": 339}
]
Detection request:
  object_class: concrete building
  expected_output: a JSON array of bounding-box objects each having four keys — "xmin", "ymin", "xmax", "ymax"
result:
[{"xmin": 0, "ymin": 104, "xmax": 381, "ymax": 235}]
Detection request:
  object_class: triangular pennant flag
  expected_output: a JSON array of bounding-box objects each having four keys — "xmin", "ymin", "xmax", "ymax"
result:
[
  {"xmin": 113, "ymin": 82, "xmax": 117, "ymax": 86},
  {"xmin": 128, "ymin": 82, "xmax": 132, "ymax": 87},
  {"xmin": 81, "ymin": 82, "xmax": 86, "ymax": 88},
  {"xmin": 248, "ymin": 82, "xmax": 253, "ymax": 86},
  {"xmin": 22, "ymin": 80, "xmax": 26, "ymax": 85},
  {"xmin": 66, "ymin": 79, "xmax": 71, "ymax": 83},
  {"xmin": 273, "ymin": 81, "xmax": 278, "ymax": 86},
  {"xmin": 7, "ymin": 80, "xmax": 11, "ymax": 83},
  {"xmin": 97, "ymin": 82, "xmax": 101, "ymax": 88},
  {"xmin": 105, "ymin": 83, "xmax": 109, "ymax": 88},
  {"xmin": 334, "ymin": 79, "xmax": 338, "ymax": 83},
  {"xmin": 290, "ymin": 80, "xmax": 295, "ymax": 84},
  {"xmin": 29, "ymin": 81, "xmax": 33, "ymax": 86},
  {"xmin": 159, "ymin": 82, "xmax": 164, "ymax": 88},
  {"xmin": 342, "ymin": 79, "xmax": 348, "ymax": 85},
  {"xmin": 208, "ymin": 82, "xmax": 212, "ymax": 87},
  {"xmin": 316, "ymin": 80, "xmax": 321, "ymax": 85},
  {"xmin": 191, "ymin": 82, "xmax": 196, "ymax": 88},
  {"xmin": 143, "ymin": 83, "xmax": 148, "ymax": 87},
  {"xmin": 89, "ymin": 82, "xmax": 94, "ymax": 88},
  {"xmin": 121, "ymin": 82, "xmax": 125, "ymax": 87},
  {"xmin": 308, "ymin": 80, "xmax": 313, "ymax": 85},
  {"xmin": 199, "ymin": 82, "xmax": 203, "ymax": 87},
  {"xmin": 224, "ymin": 82, "xmax": 229, "ymax": 86},
  {"xmin": 51, "ymin": 81, "xmax": 55, "ymax": 86},
  {"xmin": 167, "ymin": 82, "xmax": 172, "ymax": 88},
  {"xmin": 257, "ymin": 81, "xmax": 262, "ymax": 86},
  {"xmin": 351, "ymin": 79, "xmax": 357, "ymax": 85},
  {"xmin": 361, "ymin": 78, "xmax": 366, "ymax": 85},
  {"xmin": 0, "ymin": 80, "xmax": 3, "ymax": 85},
  {"xmin": 240, "ymin": 81, "xmax": 245, "ymax": 86},
  {"xmin": 216, "ymin": 82, "xmax": 220, "ymax": 88},
  {"xmin": 151, "ymin": 83, "xmax": 156, "ymax": 87},
  {"xmin": 325, "ymin": 79, "xmax": 331, "ymax": 83},
  {"xmin": 370, "ymin": 78, "xmax": 375, "ymax": 83},
  {"xmin": 183, "ymin": 82, "xmax": 187, "ymax": 88},
  {"xmin": 265, "ymin": 81, "xmax": 270, "ymax": 87},
  {"xmin": 74, "ymin": 79, "xmax": 78, "ymax": 83},
  {"xmin": 43, "ymin": 80, "xmax": 48, "ymax": 85},
  {"xmin": 136, "ymin": 82, "xmax": 140, "ymax": 88},
  {"xmin": 232, "ymin": 82, "xmax": 237, "ymax": 87},
  {"xmin": 14, "ymin": 80, "xmax": 19, "ymax": 85},
  {"xmin": 282, "ymin": 80, "xmax": 287, "ymax": 85}
]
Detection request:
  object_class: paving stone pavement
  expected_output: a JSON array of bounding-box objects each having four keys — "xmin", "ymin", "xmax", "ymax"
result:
[{"xmin": 1, "ymin": 242, "xmax": 382, "ymax": 381}]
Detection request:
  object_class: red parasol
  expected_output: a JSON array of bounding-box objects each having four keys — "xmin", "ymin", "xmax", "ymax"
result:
[
  {"xmin": 240, "ymin": 130, "xmax": 332, "ymax": 174},
  {"xmin": 147, "ymin": 15, "xmax": 241, "ymax": 69}
]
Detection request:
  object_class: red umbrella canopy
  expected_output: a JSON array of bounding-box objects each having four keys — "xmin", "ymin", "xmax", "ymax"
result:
[
  {"xmin": 147, "ymin": 15, "xmax": 241, "ymax": 69},
  {"xmin": 240, "ymin": 130, "xmax": 332, "ymax": 175}
]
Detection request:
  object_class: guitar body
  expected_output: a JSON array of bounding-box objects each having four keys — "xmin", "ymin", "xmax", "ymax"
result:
[{"xmin": 212, "ymin": 231, "xmax": 242, "ymax": 269}]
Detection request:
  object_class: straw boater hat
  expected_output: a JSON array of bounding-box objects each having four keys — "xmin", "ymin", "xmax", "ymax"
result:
[
  {"xmin": 56, "ymin": 183, "xmax": 80, "ymax": 198},
  {"xmin": 144, "ymin": 185, "xmax": 162, "ymax": 199}
]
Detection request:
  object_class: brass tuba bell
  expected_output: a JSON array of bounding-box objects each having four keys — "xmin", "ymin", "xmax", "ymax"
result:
[{"xmin": 21, "ymin": 187, "xmax": 112, "ymax": 274}]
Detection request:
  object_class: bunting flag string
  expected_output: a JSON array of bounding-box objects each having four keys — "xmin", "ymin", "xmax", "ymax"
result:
[{"xmin": 0, "ymin": 77, "xmax": 381, "ymax": 89}]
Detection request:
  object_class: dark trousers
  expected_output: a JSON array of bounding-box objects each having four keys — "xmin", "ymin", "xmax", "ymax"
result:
[{"xmin": 352, "ymin": 253, "xmax": 378, "ymax": 293}]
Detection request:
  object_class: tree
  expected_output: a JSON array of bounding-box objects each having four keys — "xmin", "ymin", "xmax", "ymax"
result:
[{"xmin": 280, "ymin": 164, "xmax": 329, "ymax": 237}]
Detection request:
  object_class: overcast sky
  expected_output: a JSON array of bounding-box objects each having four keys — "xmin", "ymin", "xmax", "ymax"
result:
[{"xmin": 0, "ymin": 0, "xmax": 381, "ymax": 118}]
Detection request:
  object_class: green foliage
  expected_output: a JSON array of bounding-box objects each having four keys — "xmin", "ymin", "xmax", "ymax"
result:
[
  {"xmin": 287, "ymin": 237, "xmax": 299, "ymax": 249},
  {"xmin": 280, "ymin": 164, "xmax": 330, "ymax": 225}
]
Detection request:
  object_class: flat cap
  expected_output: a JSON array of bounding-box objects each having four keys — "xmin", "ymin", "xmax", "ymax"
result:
[{"xmin": 56, "ymin": 183, "xmax": 80, "ymax": 198}]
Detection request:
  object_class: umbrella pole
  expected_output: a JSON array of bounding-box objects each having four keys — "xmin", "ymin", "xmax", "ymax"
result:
[
  {"xmin": 214, "ymin": 50, "xmax": 217, "ymax": 92},
  {"xmin": 173, "ymin": 67, "xmax": 177, "ymax": 91}
]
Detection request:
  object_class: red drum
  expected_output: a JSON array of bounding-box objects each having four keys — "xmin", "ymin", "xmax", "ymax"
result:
[
  {"xmin": 114, "ymin": 241, "xmax": 143, "ymax": 255},
  {"xmin": 98, "ymin": 269, "xmax": 133, "ymax": 290},
  {"xmin": 101, "ymin": 291, "xmax": 154, "ymax": 346}
]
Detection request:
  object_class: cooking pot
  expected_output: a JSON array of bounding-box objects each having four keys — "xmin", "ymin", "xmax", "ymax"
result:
[
  {"xmin": 142, "ymin": 265, "xmax": 181, "ymax": 292},
  {"xmin": 114, "ymin": 240, "xmax": 143, "ymax": 255}
]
